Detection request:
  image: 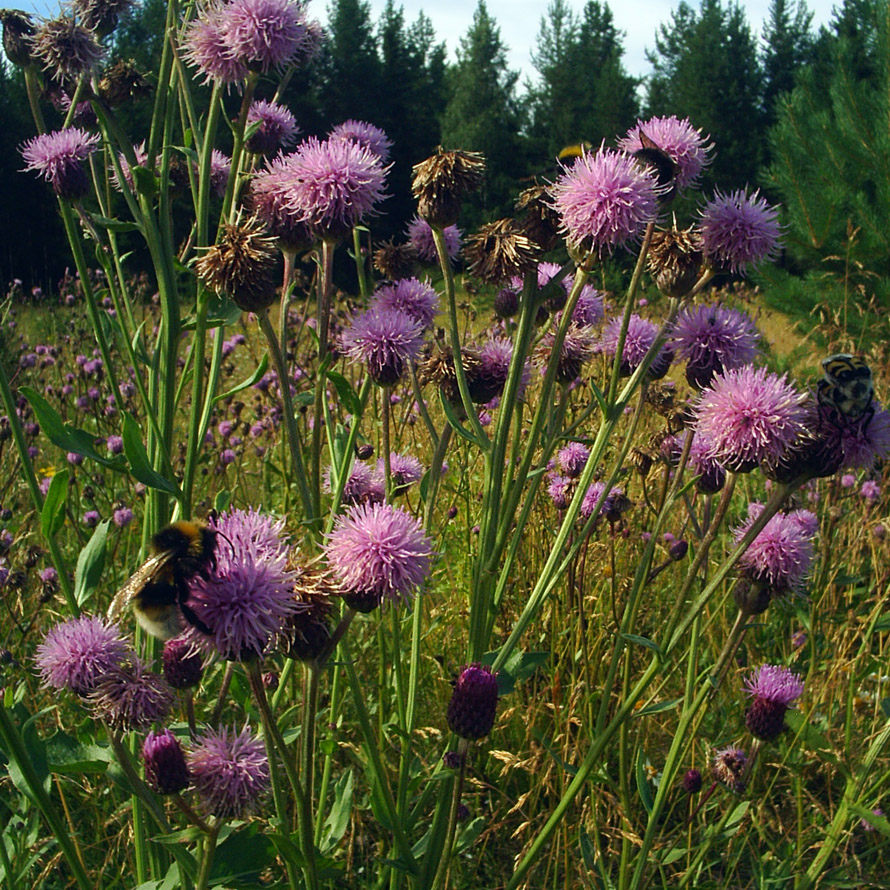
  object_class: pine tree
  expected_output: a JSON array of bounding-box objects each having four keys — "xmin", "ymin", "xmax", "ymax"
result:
[
  {"xmin": 440, "ymin": 0, "xmax": 528, "ymax": 224},
  {"xmin": 645, "ymin": 0, "xmax": 763, "ymax": 189},
  {"xmin": 764, "ymin": 0, "xmax": 890, "ymax": 337},
  {"xmin": 761, "ymin": 0, "xmax": 814, "ymax": 127}
]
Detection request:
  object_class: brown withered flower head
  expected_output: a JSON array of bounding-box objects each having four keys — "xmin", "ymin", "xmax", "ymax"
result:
[
  {"xmin": 648, "ymin": 224, "xmax": 703, "ymax": 298},
  {"xmin": 537, "ymin": 323, "xmax": 597, "ymax": 385},
  {"xmin": 33, "ymin": 16, "xmax": 104, "ymax": 85},
  {"xmin": 464, "ymin": 217, "xmax": 539, "ymax": 285},
  {"xmin": 0, "ymin": 9, "xmax": 36, "ymax": 67},
  {"xmin": 412, "ymin": 146, "xmax": 485, "ymax": 227},
  {"xmin": 72, "ymin": 0, "xmax": 134, "ymax": 36},
  {"xmin": 516, "ymin": 183, "xmax": 562, "ymax": 252},
  {"xmin": 195, "ymin": 216, "xmax": 279, "ymax": 313},
  {"xmin": 418, "ymin": 343, "xmax": 485, "ymax": 405},
  {"xmin": 97, "ymin": 59, "xmax": 151, "ymax": 106},
  {"xmin": 373, "ymin": 239, "xmax": 417, "ymax": 280},
  {"xmin": 278, "ymin": 563, "xmax": 340, "ymax": 662}
]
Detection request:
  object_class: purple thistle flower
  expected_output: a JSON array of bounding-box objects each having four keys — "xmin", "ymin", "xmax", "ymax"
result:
[
  {"xmin": 186, "ymin": 509, "xmax": 299, "ymax": 660},
  {"xmin": 35, "ymin": 615, "xmax": 131, "ymax": 695},
  {"xmin": 541, "ymin": 323, "xmax": 597, "ymax": 384},
  {"xmin": 246, "ymin": 99, "xmax": 299, "ymax": 155},
  {"xmin": 162, "ymin": 637, "xmax": 204, "ymax": 689},
  {"xmin": 325, "ymin": 502, "xmax": 433, "ymax": 608},
  {"xmin": 341, "ymin": 306, "xmax": 423, "ymax": 386},
  {"xmin": 447, "ymin": 664, "xmax": 498, "ymax": 740},
  {"xmin": 249, "ymin": 152, "xmax": 312, "ymax": 248},
  {"xmin": 111, "ymin": 142, "xmax": 149, "ymax": 193},
  {"xmin": 478, "ymin": 336, "xmax": 528, "ymax": 401},
  {"xmin": 571, "ymin": 283, "xmax": 605, "ymax": 326},
  {"xmin": 556, "ymin": 441, "xmax": 590, "ymax": 479},
  {"xmin": 547, "ymin": 474, "xmax": 572, "ymax": 510},
  {"xmin": 21, "ymin": 128, "xmax": 100, "ymax": 200},
  {"xmin": 837, "ymin": 402, "xmax": 890, "ymax": 470},
  {"xmin": 279, "ymin": 136, "xmax": 388, "ymax": 239},
  {"xmin": 744, "ymin": 664, "xmax": 804, "ymax": 741},
  {"xmin": 377, "ymin": 452, "xmax": 424, "ymax": 493},
  {"xmin": 324, "ymin": 461, "xmax": 383, "ymax": 506},
  {"xmin": 672, "ymin": 303, "xmax": 760, "ymax": 389},
  {"xmin": 700, "ymin": 189, "xmax": 781, "ymax": 274},
  {"xmin": 220, "ymin": 0, "xmax": 317, "ymax": 74},
  {"xmin": 406, "ymin": 216, "xmax": 462, "ymax": 263},
  {"xmin": 209, "ymin": 149, "xmax": 232, "ymax": 199},
  {"xmin": 551, "ymin": 145, "xmax": 660, "ymax": 255},
  {"xmin": 861, "ymin": 479, "xmax": 881, "ymax": 501},
  {"xmin": 188, "ymin": 726, "xmax": 270, "ymax": 818},
  {"xmin": 90, "ymin": 657, "xmax": 174, "ymax": 731},
  {"xmin": 712, "ymin": 746, "xmax": 748, "ymax": 793},
  {"xmin": 733, "ymin": 503, "xmax": 816, "ymax": 598},
  {"xmin": 372, "ymin": 278, "xmax": 439, "ymax": 330},
  {"xmin": 142, "ymin": 729, "xmax": 191, "ymax": 795},
  {"xmin": 112, "ymin": 506, "xmax": 133, "ymax": 528},
  {"xmin": 685, "ymin": 431, "xmax": 727, "ymax": 494},
  {"xmin": 329, "ymin": 119, "xmax": 393, "ymax": 162},
  {"xmin": 600, "ymin": 314, "xmax": 671, "ymax": 379},
  {"xmin": 695, "ymin": 365, "xmax": 807, "ymax": 472},
  {"xmin": 107, "ymin": 434, "xmax": 124, "ymax": 454},
  {"xmin": 181, "ymin": 6, "xmax": 248, "ymax": 85},
  {"xmin": 618, "ymin": 116, "xmax": 713, "ymax": 190}
]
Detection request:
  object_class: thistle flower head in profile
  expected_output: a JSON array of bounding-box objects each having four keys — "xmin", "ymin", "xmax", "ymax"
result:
[
  {"xmin": 464, "ymin": 218, "xmax": 540, "ymax": 285},
  {"xmin": 744, "ymin": 664, "xmax": 804, "ymax": 741},
  {"xmin": 329, "ymin": 119, "xmax": 393, "ymax": 162},
  {"xmin": 245, "ymin": 99, "xmax": 299, "ymax": 156},
  {"xmin": 0, "ymin": 9, "xmax": 37, "ymax": 67},
  {"xmin": 700, "ymin": 189, "xmax": 781, "ymax": 274},
  {"xmin": 412, "ymin": 146, "xmax": 485, "ymax": 227},
  {"xmin": 89, "ymin": 656, "xmax": 174, "ymax": 731},
  {"xmin": 406, "ymin": 216, "xmax": 462, "ymax": 264},
  {"xmin": 447, "ymin": 664, "xmax": 498, "ymax": 740},
  {"xmin": 32, "ymin": 15, "xmax": 104, "ymax": 85},
  {"xmin": 21, "ymin": 127, "xmax": 100, "ymax": 201}
]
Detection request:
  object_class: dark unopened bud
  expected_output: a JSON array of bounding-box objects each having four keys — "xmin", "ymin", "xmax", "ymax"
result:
[
  {"xmin": 493, "ymin": 286, "xmax": 520, "ymax": 319},
  {"xmin": 648, "ymin": 226, "xmax": 702, "ymax": 298},
  {"xmin": 279, "ymin": 566, "xmax": 338, "ymax": 661},
  {"xmin": 669, "ymin": 540, "xmax": 688, "ymax": 561},
  {"xmin": 162, "ymin": 638, "xmax": 203, "ymax": 689},
  {"xmin": 142, "ymin": 729, "xmax": 190, "ymax": 795},
  {"xmin": 745, "ymin": 697, "xmax": 787, "ymax": 741},
  {"xmin": 343, "ymin": 590, "xmax": 382, "ymax": 613},
  {"xmin": 447, "ymin": 506, "xmax": 458, "ymax": 519},
  {"xmin": 446, "ymin": 664, "xmax": 498, "ymax": 740},
  {"xmin": 73, "ymin": 0, "xmax": 134, "ymax": 36},
  {"xmin": 356, "ymin": 443, "xmax": 374, "ymax": 460},
  {"xmin": 0, "ymin": 10, "xmax": 36, "ymax": 67},
  {"xmin": 443, "ymin": 750, "xmax": 463, "ymax": 769},
  {"xmin": 456, "ymin": 803, "xmax": 470, "ymax": 822},
  {"xmin": 262, "ymin": 671, "xmax": 279, "ymax": 691},
  {"xmin": 412, "ymin": 146, "xmax": 485, "ymax": 227},
  {"xmin": 682, "ymin": 768, "xmax": 702, "ymax": 794}
]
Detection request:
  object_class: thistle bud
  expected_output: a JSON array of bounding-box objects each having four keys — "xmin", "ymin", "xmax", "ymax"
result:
[
  {"xmin": 446, "ymin": 664, "xmax": 498, "ymax": 741},
  {"xmin": 142, "ymin": 729, "xmax": 190, "ymax": 795}
]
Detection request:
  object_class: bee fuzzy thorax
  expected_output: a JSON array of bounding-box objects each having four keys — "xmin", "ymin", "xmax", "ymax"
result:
[{"xmin": 818, "ymin": 353, "xmax": 875, "ymax": 421}]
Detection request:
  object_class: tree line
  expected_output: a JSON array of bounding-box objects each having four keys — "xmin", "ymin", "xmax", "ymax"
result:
[{"xmin": 1, "ymin": 0, "xmax": 886, "ymax": 304}]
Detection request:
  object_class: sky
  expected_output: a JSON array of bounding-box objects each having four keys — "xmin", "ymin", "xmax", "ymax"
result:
[{"xmin": 16, "ymin": 0, "xmax": 842, "ymax": 82}]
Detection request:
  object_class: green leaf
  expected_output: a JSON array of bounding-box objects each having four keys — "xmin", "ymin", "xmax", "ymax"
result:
[
  {"xmin": 88, "ymin": 214, "xmax": 142, "ymax": 234},
  {"xmin": 725, "ymin": 800, "xmax": 749, "ymax": 830},
  {"xmin": 74, "ymin": 520, "xmax": 109, "ymax": 608},
  {"xmin": 635, "ymin": 697, "xmax": 683, "ymax": 717},
  {"xmin": 635, "ymin": 750, "xmax": 654, "ymax": 814},
  {"xmin": 850, "ymin": 804, "xmax": 890, "ymax": 838},
  {"xmin": 620, "ymin": 633, "xmax": 665, "ymax": 660},
  {"xmin": 131, "ymin": 165, "xmax": 158, "ymax": 199},
  {"xmin": 122, "ymin": 413, "xmax": 181, "ymax": 497},
  {"xmin": 321, "ymin": 769, "xmax": 354, "ymax": 853},
  {"xmin": 45, "ymin": 732, "xmax": 112, "ymax": 775},
  {"xmin": 660, "ymin": 848, "xmax": 687, "ymax": 866},
  {"xmin": 21, "ymin": 387, "xmax": 126, "ymax": 471},
  {"xmin": 215, "ymin": 354, "xmax": 270, "ymax": 403},
  {"xmin": 486, "ymin": 649, "xmax": 549, "ymax": 696},
  {"xmin": 214, "ymin": 490, "xmax": 232, "ymax": 515},
  {"xmin": 327, "ymin": 371, "xmax": 363, "ymax": 417},
  {"xmin": 40, "ymin": 470, "xmax": 68, "ymax": 538}
]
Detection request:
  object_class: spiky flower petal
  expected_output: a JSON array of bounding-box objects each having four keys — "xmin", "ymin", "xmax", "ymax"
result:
[{"xmin": 700, "ymin": 189, "xmax": 781, "ymax": 274}]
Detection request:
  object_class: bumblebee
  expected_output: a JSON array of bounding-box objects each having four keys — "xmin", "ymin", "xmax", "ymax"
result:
[
  {"xmin": 817, "ymin": 353, "xmax": 875, "ymax": 421},
  {"xmin": 108, "ymin": 521, "xmax": 218, "ymax": 640}
]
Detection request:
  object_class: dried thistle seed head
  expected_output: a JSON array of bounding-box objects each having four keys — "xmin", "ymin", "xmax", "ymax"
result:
[
  {"xmin": 72, "ymin": 0, "xmax": 134, "ymax": 36},
  {"xmin": 373, "ymin": 239, "xmax": 417, "ymax": 280},
  {"xmin": 645, "ymin": 383, "xmax": 677, "ymax": 416},
  {"xmin": 536, "ymin": 323, "xmax": 596, "ymax": 385},
  {"xmin": 417, "ymin": 344, "xmax": 483, "ymax": 405},
  {"xmin": 33, "ymin": 15, "xmax": 104, "ymax": 85},
  {"xmin": 195, "ymin": 217, "xmax": 279, "ymax": 313},
  {"xmin": 516, "ymin": 182, "xmax": 561, "ymax": 251},
  {"xmin": 464, "ymin": 217, "xmax": 539, "ymax": 285},
  {"xmin": 97, "ymin": 59, "xmax": 151, "ymax": 106},
  {"xmin": 278, "ymin": 563, "xmax": 340, "ymax": 662},
  {"xmin": 629, "ymin": 448, "xmax": 653, "ymax": 477},
  {"xmin": 0, "ymin": 9, "xmax": 36, "ymax": 67},
  {"xmin": 412, "ymin": 146, "xmax": 485, "ymax": 227},
  {"xmin": 648, "ymin": 225, "xmax": 703, "ymax": 298}
]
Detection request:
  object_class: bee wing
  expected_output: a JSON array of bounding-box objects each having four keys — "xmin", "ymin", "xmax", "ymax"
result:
[{"xmin": 107, "ymin": 551, "xmax": 176, "ymax": 623}]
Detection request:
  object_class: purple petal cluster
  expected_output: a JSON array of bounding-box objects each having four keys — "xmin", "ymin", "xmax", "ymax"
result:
[
  {"xmin": 187, "ymin": 509, "xmax": 298, "ymax": 660},
  {"xmin": 479, "ymin": 337, "xmax": 529, "ymax": 399},
  {"xmin": 836, "ymin": 402, "xmax": 890, "ymax": 470},
  {"xmin": 21, "ymin": 128, "xmax": 100, "ymax": 200},
  {"xmin": 744, "ymin": 664, "xmax": 805, "ymax": 707},
  {"xmin": 378, "ymin": 452, "xmax": 424, "ymax": 491},
  {"xmin": 571, "ymin": 283, "xmax": 605, "ymax": 326},
  {"xmin": 695, "ymin": 365, "xmax": 807, "ymax": 472},
  {"xmin": 556, "ymin": 441, "xmax": 590, "ymax": 478},
  {"xmin": 700, "ymin": 189, "xmax": 781, "ymax": 274},
  {"xmin": 325, "ymin": 502, "xmax": 433, "ymax": 606},
  {"xmin": 246, "ymin": 99, "xmax": 299, "ymax": 155},
  {"xmin": 618, "ymin": 116, "xmax": 713, "ymax": 190},
  {"xmin": 325, "ymin": 461, "xmax": 383, "ymax": 506},
  {"xmin": 341, "ymin": 306, "xmax": 423, "ymax": 385},
  {"xmin": 406, "ymin": 217, "xmax": 462, "ymax": 262},
  {"xmin": 551, "ymin": 146, "xmax": 660, "ymax": 255},
  {"xmin": 35, "ymin": 615, "xmax": 131, "ymax": 695},
  {"xmin": 672, "ymin": 303, "xmax": 760, "ymax": 389},
  {"xmin": 733, "ymin": 503, "xmax": 816, "ymax": 593},
  {"xmin": 372, "ymin": 278, "xmax": 439, "ymax": 330},
  {"xmin": 90, "ymin": 657, "xmax": 174, "ymax": 730},
  {"xmin": 329, "ymin": 119, "xmax": 393, "ymax": 162},
  {"xmin": 600, "ymin": 314, "xmax": 671, "ymax": 378},
  {"xmin": 188, "ymin": 726, "xmax": 270, "ymax": 818}
]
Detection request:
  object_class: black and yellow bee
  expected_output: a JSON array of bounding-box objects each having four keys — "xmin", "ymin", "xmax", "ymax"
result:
[
  {"xmin": 817, "ymin": 353, "xmax": 875, "ymax": 422},
  {"xmin": 107, "ymin": 521, "xmax": 219, "ymax": 640}
]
